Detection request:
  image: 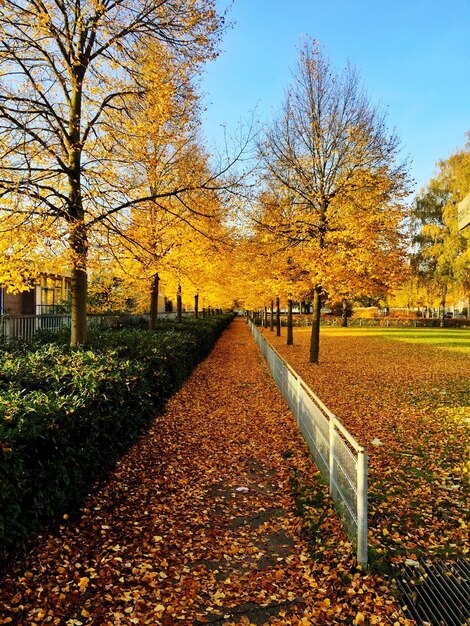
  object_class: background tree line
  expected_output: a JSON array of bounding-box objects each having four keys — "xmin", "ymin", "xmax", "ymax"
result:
[{"xmin": 0, "ymin": 5, "xmax": 468, "ymax": 359}]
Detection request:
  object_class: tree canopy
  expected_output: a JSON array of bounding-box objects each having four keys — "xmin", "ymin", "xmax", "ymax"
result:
[
  {"xmin": 0, "ymin": 0, "xmax": 224, "ymax": 343},
  {"xmin": 255, "ymin": 40, "xmax": 411, "ymax": 361},
  {"xmin": 411, "ymin": 134, "xmax": 470, "ymax": 322}
]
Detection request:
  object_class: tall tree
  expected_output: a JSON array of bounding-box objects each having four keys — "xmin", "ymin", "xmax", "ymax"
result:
[
  {"xmin": 412, "ymin": 135, "xmax": 470, "ymax": 324},
  {"xmin": 0, "ymin": 0, "xmax": 223, "ymax": 344},
  {"xmin": 257, "ymin": 40, "xmax": 410, "ymax": 362}
]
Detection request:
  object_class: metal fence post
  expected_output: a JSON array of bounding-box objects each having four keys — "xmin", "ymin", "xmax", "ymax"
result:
[
  {"xmin": 329, "ymin": 418, "xmax": 336, "ymax": 496},
  {"xmin": 4, "ymin": 316, "xmax": 10, "ymax": 341},
  {"xmin": 357, "ymin": 447, "xmax": 368, "ymax": 567},
  {"xmin": 296, "ymin": 377, "xmax": 301, "ymax": 425}
]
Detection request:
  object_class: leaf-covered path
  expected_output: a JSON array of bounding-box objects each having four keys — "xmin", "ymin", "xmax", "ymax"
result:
[{"xmin": 0, "ymin": 319, "xmax": 411, "ymax": 626}]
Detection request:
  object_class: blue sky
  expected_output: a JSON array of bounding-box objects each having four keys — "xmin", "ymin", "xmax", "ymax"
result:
[{"xmin": 201, "ymin": 0, "xmax": 470, "ymax": 194}]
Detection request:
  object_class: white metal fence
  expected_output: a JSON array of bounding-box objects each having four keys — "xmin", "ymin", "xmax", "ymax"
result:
[
  {"xmin": 0, "ymin": 311, "xmax": 203, "ymax": 342},
  {"xmin": 248, "ymin": 319, "xmax": 368, "ymax": 566},
  {"xmin": 0, "ymin": 314, "xmax": 71, "ymax": 342}
]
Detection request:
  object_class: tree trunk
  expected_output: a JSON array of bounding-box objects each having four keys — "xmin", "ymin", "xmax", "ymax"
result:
[
  {"xmin": 69, "ymin": 221, "xmax": 88, "ymax": 346},
  {"xmin": 194, "ymin": 292, "xmax": 199, "ymax": 319},
  {"xmin": 309, "ymin": 286, "xmax": 321, "ymax": 364},
  {"xmin": 70, "ymin": 266, "xmax": 87, "ymax": 346},
  {"xmin": 287, "ymin": 299, "xmax": 293, "ymax": 345},
  {"xmin": 149, "ymin": 273, "xmax": 159, "ymax": 330},
  {"xmin": 276, "ymin": 296, "xmax": 281, "ymax": 336},
  {"xmin": 264, "ymin": 305, "xmax": 268, "ymax": 328},
  {"xmin": 341, "ymin": 298, "xmax": 349, "ymax": 327},
  {"xmin": 68, "ymin": 72, "xmax": 87, "ymax": 346},
  {"xmin": 270, "ymin": 300, "xmax": 274, "ymax": 331},
  {"xmin": 177, "ymin": 284, "xmax": 182, "ymax": 323},
  {"xmin": 439, "ymin": 282, "xmax": 447, "ymax": 328}
]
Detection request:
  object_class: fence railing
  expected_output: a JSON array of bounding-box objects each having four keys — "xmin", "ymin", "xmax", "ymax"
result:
[
  {"xmin": 248, "ymin": 319, "xmax": 368, "ymax": 566},
  {"xmin": 87, "ymin": 312, "xmax": 196, "ymax": 326},
  {"xmin": 0, "ymin": 311, "xmax": 203, "ymax": 342},
  {"xmin": 0, "ymin": 314, "xmax": 71, "ymax": 342}
]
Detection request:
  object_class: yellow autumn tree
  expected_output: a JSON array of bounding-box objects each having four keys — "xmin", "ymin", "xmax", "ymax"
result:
[
  {"xmin": 102, "ymin": 130, "xmax": 235, "ymax": 324},
  {"xmin": 86, "ymin": 34, "xmax": 246, "ymax": 325},
  {"xmin": 0, "ymin": 0, "xmax": 223, "ymax": 344},
  {"xmin": 257, "ymin": 40, "xmax": 411, "ymax": 362},
  {"xmin": 412, "ymin": 134, "xmax": 470, "ymax": 323}
]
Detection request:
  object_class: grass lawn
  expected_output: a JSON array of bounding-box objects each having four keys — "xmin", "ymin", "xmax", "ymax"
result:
[
  {"xmin": 319, "ymin": 326, "xmax": 470, "ymax": 352},
  {"xmin": 263, "ymin": 325, "xmax": 469, "ymax": 568}
]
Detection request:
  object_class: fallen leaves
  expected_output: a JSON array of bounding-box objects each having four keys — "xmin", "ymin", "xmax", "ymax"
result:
[
  {"xmin": 0, "ymin": 320, "xmax": 416, "ymax": 625},
  {"xmin": 267, "ymin": 326, "xmax": 469, "ymax": 566}
]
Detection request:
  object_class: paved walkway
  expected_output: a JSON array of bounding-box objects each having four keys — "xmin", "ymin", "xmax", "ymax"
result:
[{"xmin": 0, "ymin": 319, "xmax": 407, "ymax": 625}]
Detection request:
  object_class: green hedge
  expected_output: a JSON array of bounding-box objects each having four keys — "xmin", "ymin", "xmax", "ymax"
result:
[
  {"xmin": 322, "ymin": 316, "xmax": 470, "ymax": 328},
  {"xmin": 253, "ymin": 315, "xmax": 470, "ymax": 329},
  {"xmin": 0, "ymin": 313, "xmax": 234, "ymax": 555}
]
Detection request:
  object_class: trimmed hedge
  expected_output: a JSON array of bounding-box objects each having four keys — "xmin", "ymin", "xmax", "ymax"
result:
[
  {"xmin": 322, "ymin": 316, "xmax": 470, "ymax": 328},
  {"xmin": 0, "ymin": 313, "xmax": 234, "ymax": 555},
  {"xmin": 253, "ymin": 315, "xmax": 470, "ymax": 329}
]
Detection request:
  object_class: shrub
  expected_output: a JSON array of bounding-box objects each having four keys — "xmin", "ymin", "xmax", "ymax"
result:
[{"xmin": 0, "ymin": 313, "xmax": 235, "ymax": 555}]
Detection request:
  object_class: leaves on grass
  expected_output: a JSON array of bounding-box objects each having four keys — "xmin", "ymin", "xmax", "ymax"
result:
[{"xmin": 268, "ymin": 327, "xmax": 469, "ymax": 566}]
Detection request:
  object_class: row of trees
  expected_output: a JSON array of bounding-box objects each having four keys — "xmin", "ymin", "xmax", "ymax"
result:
[
  {"xmin": 235, "ymin": 45, "xmax": 469, "ymax": 361},
  {"xmin": 0, "ymin": 0, "xmax": 240, "ymax": 343},
  {"xmin": 0, "ymin": 5, "xmax": 468, "ymax": 361},
  {"xmin": 241, "ymin": 122, "xmax": 470, "ymax": 357},
  {"xmin": 233, "ymin": 40, "xmax": 411, "ymax": 362}
]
